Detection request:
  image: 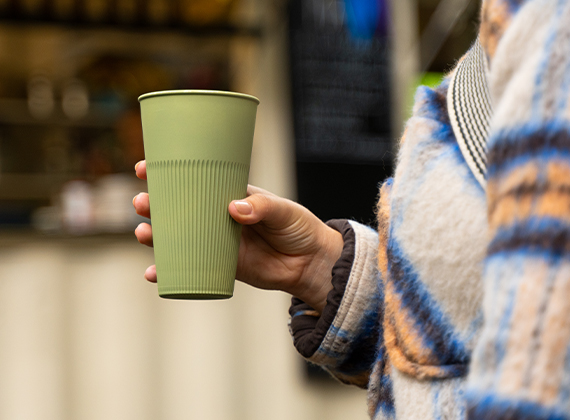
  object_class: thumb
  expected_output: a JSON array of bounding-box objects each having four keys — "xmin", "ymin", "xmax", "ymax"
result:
[{"xmin": 229, "ymin": 191, "xmax": 301, "ymax": 230}]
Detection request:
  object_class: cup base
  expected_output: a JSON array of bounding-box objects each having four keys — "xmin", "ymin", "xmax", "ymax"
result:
[{"xmin": 159, "ymin": 292, "xmax": 233, "ymax": 300}]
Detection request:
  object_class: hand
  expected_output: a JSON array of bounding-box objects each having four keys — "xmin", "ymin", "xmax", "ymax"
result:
[{"xmin": 133, "ymin": 160, "xmax": 343, "ymax": 313}]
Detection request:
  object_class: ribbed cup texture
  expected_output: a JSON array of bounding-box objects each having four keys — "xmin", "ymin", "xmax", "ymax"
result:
[{"xmin": 147, "ymin": 159, "xmax": 249, "ymax": 299}]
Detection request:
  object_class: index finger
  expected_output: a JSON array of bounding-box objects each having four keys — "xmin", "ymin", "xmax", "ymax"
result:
[
  {"xmin": 246, "ymin": 184, "xmax": 277, "ymax": 197},
  {"xmin": 135, "ymin": 160, "xmax": 147, "ymax": 180}
]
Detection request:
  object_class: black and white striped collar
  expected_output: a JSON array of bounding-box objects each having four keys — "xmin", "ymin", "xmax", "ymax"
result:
[{"xmin": 447, "ymin": 38, "xmax": 493, "ymax": 188}]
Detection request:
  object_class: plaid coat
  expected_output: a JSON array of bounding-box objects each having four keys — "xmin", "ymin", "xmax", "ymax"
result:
[{"xmin": 289, "ymin": 0, "xmax": 570, "ymax": 418}]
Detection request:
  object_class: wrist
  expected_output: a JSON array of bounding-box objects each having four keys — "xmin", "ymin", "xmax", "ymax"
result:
[{"xmin": 290, "ymin": 223, "xmax": 344, "ymax": 314}]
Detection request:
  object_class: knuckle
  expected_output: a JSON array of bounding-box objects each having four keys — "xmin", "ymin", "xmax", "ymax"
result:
[{"xmin": 253, "ymin": 193, "xmax": 273, "ymax": 215}]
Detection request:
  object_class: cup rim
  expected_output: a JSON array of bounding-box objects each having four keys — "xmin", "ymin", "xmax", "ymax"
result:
[{"xmin": 138, "ymin": 89, "xmax": 260, "ymax": 104}]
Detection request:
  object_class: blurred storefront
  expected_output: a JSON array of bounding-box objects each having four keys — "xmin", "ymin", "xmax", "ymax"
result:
[
  {"xmin": 0, "ymin": 1, "xmax": 371, "ymax": 420},
  {"xmin": 0, "ymin": 0, "xmax": 260, "ymax": 233}
]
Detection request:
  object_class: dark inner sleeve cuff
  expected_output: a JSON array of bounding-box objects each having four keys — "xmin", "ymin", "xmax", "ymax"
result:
[{"xmin": 289, "ymin": 219, "xmax": 356, "ymax": 358}]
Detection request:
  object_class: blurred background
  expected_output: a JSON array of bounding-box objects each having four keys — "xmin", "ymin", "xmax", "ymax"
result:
[{"xmin": 0, "ymin": 0, "xmax": 479, "ymax": 419}]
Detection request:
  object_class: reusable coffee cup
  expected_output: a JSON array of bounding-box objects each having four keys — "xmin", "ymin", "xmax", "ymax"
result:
[{"xmin": 138, "ymin": 90, "xmax": 259, "ymax": 299}]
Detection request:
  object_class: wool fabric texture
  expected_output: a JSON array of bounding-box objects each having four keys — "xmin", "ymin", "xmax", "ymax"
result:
[{"xmin": 288, "ymin": 0, "xmax": 570, "ymax": 419}]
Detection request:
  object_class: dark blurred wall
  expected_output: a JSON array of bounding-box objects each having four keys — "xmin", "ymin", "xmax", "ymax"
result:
[{"xmin": 288, "ymin": 0, "xmax": 393, "ymax": 226}]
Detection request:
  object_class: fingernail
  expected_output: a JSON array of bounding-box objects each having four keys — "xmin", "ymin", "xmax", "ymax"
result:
[
  {"xmin": 132, "ymin": 194, "xmax": 138, "ymax": 207},
  {"xmin": 234, "ymin": 201, "xmax": 252, "ymax": 215},
  {"xmin": 135, "ymin": 161, "xmax": 141, "ymax": 171}
]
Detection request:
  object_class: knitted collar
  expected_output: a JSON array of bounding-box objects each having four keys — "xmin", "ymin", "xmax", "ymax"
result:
[{"xmin": 447, "ymin": 39, "xmax": 493, "ymax": 188}]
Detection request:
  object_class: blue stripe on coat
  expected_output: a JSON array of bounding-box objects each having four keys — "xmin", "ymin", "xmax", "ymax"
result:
[
  {"xmin": 466, "ymin": 391, "xmax": 570, "ymax": 420},
  {"xmin": 318, "ymin": 306, "xmax": 382, "ymax": 375},
  {"xmin": 488, "ymin": 216, "xmax": 570, "ymax": 258},
  {"xmin": 487, "ymin": 121, "xmax": 570, "ymax": 179},
  {"xmin": 387, "ymin": 237, "xmax": 470, "ymax": 367}
]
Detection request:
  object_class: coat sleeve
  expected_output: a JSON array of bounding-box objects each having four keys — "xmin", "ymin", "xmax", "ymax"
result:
[
  {"xmin": 289, "ymin": 216, "xmax": 385, "ymax": 389},
  {"xmin": 466, "ymin": 0, "xmax": 570, "ymax": 417}
]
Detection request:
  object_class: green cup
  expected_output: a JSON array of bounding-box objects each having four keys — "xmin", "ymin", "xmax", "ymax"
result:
[{"xmin": 139, "ymin": 90, "xmax": 259, "ymax": 299}]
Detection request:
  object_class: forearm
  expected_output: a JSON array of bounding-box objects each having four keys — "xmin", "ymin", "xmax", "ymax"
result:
[{"xmin": 286, "ymin": 222, "xmax": 343, "ymax": 314}]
